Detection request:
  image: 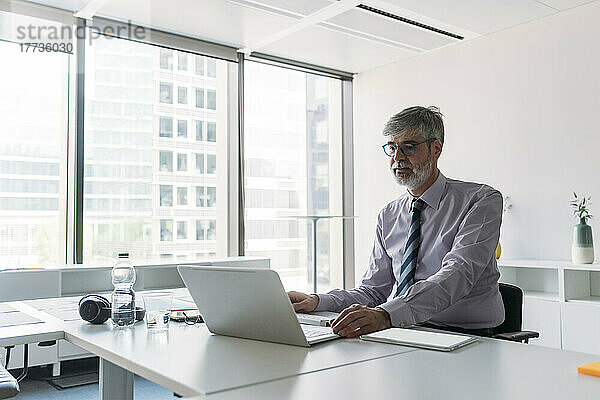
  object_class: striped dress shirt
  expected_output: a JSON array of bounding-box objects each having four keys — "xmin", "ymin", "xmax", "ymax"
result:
[{"xmin": 315, "ymin": 172, "xmax": 505, "ymax": 329}]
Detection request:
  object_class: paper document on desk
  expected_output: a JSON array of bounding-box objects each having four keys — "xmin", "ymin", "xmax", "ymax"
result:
[
  {"xmin": 0, "ymin": 304, "xmax": 15, "ymax": 313},
  {"xmin": 0, "ymin": 312, "xmax": 43, "ymax": 328},
  {"xmin": 361, "ymin": 328, "xmax": 477, "ymax": 352},
  {"xmin": 42, "ymin": 308, "xmax": 81, "ymax": 322}
]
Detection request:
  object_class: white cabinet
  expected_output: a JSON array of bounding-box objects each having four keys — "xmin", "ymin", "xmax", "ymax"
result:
[
  {"xmin": 498, "ymin": 259, "xmax": 600, "ymax": 354},
  {"xmin": 522, "ymin": 298, "xmax": 561, "ymax": 349},
  {"xmin": 561, "ymin": 302, "xmax": 600, "ymax": 354}
]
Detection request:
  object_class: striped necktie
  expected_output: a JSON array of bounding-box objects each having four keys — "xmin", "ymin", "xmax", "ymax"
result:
[{"xmin": 395, "ymin": 198, "xmax": 426, "ymax": 297}]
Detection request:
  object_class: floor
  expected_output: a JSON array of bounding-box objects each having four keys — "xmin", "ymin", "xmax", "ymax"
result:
[{"xmin": 11, "ymin": 358, "xmax": 175, "ymax": 400}]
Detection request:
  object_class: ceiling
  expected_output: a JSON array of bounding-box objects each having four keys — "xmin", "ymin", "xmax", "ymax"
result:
[{"xmin": 23, "ymin": 0, "xmax": 599, "ymax": 73}]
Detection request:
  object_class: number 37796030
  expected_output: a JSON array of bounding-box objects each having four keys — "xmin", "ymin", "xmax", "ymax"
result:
[{"xmin": 20, "ymin": 42, "xmax": 73, "ymax": 53}]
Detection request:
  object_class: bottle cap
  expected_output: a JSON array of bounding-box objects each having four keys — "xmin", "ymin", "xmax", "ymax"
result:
[{"xmin": 117, "ymin": 252, "xmax": 129, "ymax": 258}]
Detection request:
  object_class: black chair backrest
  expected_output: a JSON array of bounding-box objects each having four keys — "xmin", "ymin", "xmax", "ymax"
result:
[{"xmin": 493, "ymin": 283, "xmax": 523, "ymax": 334}]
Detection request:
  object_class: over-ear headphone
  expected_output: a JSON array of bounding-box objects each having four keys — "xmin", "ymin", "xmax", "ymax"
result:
[{"xmin": 79, "ymin": 294, "xmax": 145, "ymax": 324}]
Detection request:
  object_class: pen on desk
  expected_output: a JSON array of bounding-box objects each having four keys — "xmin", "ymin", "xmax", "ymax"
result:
[{"xmin": 171, "ymin": 308, "xmax": 197, "ymax": 312}]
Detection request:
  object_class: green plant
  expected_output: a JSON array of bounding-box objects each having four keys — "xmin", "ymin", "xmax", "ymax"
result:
[{"xmin": 570, "ymin": 192, "xmax": 593, "ymax": 224}]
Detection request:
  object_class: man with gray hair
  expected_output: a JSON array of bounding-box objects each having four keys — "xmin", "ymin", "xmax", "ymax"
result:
[{"xmin": 289, "ymin": 106, "xmax": 505, "ymax": 337}]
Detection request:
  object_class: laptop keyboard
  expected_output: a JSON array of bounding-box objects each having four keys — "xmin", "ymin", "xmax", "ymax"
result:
[{"xmin": 301, "ymin": 325, "xmax": 333, "ymax": 339}]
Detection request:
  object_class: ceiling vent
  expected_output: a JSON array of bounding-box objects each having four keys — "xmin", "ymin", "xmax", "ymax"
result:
[{"xmin": 356, "ymin": 4, "xmax": 463, "ymax": 40}]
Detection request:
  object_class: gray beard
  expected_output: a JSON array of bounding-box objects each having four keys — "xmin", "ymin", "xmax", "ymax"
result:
[{"xmin": 391, "ymin": 158, "xmax": 433, "ymax": 190}]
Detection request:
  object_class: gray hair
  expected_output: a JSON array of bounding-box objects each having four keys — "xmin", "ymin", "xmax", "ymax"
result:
[{"xmin": 383, "ymin": 106, "xmax": 444, "ymax": 145}]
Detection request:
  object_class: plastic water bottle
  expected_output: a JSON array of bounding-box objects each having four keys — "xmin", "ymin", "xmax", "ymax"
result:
[{"xmin": 111, "ymin": 252, "xmax": 136, "ymax": 328}]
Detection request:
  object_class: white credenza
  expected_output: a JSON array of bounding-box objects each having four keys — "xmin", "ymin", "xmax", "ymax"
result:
[
  {"xmin": 0, "ymin": 256, "xmax": 270, "ymax": 373},
  {"xmin": 498, "ymin": 259, "xmax": 600, "ymax": 354}
]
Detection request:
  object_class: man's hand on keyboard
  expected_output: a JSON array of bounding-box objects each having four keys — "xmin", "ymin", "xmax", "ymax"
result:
[
  {"xmin": 330, "ymin": 304, "xmax": 391, "ymax": 338},
  {"xmin": 288, "ymin": 291, "xmax": 319, "ymax": 312}
]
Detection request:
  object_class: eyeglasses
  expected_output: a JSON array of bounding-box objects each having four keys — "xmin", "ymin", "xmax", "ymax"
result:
[
  {"xmin": 183, "ymin": 311, "xmax": 203, "ymax": 325},
  {"xmin": 382, "ymin": 138, "xmax": 435, "ymax": 157}
]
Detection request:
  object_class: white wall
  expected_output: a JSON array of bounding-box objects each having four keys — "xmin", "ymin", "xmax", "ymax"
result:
[{"xmin": 353, "ymin": 1, "xmax": 600, "ymax": 283}]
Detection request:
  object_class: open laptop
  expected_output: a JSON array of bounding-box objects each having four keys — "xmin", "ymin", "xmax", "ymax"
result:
[{"xmin": 177, "ymin": 265, "xmax": 339, "ymax": 347}]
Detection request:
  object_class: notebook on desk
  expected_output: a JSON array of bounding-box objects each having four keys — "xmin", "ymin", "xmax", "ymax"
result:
[{"xmin": 360, "ymin": 328, "xmax": 477, "ymax": 352}]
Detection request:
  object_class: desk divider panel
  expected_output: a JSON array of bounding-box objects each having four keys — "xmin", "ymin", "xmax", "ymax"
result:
[
  {"xmin": 0, "ymin": 271, "xmax": 61, "ymax": 302},
  {"xmin": 61, "ymin": 269, "xmax": 113, "ymax": 296}
]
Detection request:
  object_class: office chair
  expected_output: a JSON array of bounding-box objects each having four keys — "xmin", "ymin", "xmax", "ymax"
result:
[
  {"xmin": 0, "ymin": 364, "xmax": 19, "ymax": 399},
  {"xmin": 492, "ymin": 283, "xmax": 539, "ymax": 344}
]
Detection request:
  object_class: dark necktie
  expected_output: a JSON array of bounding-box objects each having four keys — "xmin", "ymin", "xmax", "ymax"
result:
[{"xmin": 395, "ymin": 198, "xmax": 425, "ymax": 297}]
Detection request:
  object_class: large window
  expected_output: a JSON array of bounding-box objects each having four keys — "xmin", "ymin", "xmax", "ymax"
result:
[
  {"xmin": 84, "ymin": 34, "xmax": 228, "ymax": 263},
  {"xmin": 244, "ymin": 62, "xmax": 344, "ymax": 292},
  {"xmin": 0, "ymin": 8, "xmax": 349, "ymax": 275},
  {"xmin": 0, "ymin": 29, "xmax": 69, "ymax": 267}
]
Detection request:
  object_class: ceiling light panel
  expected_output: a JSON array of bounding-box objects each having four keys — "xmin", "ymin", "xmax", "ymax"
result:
[
  {"xmin": 382, "ymin": 0, "xmax": 556, "ymax": 34},
  {"xmin": 259, "ymin": 23, "xmax": 417, "ymax": 73},
  {"xmin": 534, "ymin": 0, "xmax": 595, "ymax": 10},
  {"xmin": 326, "ymin": 8, "xmax": 455, "ymax": 51}
]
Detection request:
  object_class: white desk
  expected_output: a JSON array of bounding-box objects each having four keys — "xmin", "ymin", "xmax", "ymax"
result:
[
  {"xmin": 0, "ymin": 302, "xmax": 63, "ymax": 348},
  {"xmin": 63, "ymin": 321, "xmax": 414, "ymax": 399},
  {"xmin": 3, "ymin": 292, "xmax": 600, "ymax": 400},
  {"xmin": 201, "ymin": 338, "xmax": 600, "ymax": 400}
]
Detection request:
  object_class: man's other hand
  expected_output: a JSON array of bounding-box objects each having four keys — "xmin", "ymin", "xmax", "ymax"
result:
[
  {"xmin": 330, "ymin": 304, "xmax": 391, "ymax": 338},
  {"xmin": 288, "ymin": 291, "xmax": 319, "ymax": 312}
]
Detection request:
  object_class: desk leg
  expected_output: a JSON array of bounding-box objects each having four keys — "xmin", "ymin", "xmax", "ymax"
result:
[
  {"xmin": 99, "ymin": 358, "xmax": 133, "ymax": 400},
  {"xmin": 52, "ymin": 362, "xmax": 60, "ymax": 377}
]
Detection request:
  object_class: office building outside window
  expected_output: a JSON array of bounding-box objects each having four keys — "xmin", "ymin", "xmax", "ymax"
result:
[
  {"xmin": 244, "ymin": 61, "xmax": 343, "ymax": 292},
  {"xmin": 84, "ymin": 34, "xmax": 227, "ymax": 263}
]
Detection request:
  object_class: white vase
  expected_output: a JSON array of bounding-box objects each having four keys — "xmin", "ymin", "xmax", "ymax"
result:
[{"xmin": 572, "ymin": 246, "xmax": 594, "ymax": 264}]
